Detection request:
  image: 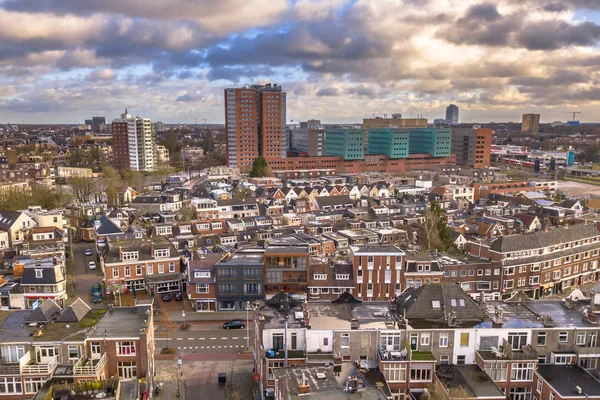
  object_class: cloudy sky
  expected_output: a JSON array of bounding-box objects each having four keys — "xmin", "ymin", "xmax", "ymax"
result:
[{"xmin": 1, "ymin": 0, "xmax": 600, "ymax": 124}]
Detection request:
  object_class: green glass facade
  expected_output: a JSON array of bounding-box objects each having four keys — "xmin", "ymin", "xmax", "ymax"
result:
[
  {"xmin": 325, "ymin": 129, "xmax": 364, "ymax": 160},
  {"xmin": 367, "ymin": 128, "xmax": 409, "ymax": 159},
  {"xmin": 408, "ymin": 128, "xmax": 451, "ymax": 157}
]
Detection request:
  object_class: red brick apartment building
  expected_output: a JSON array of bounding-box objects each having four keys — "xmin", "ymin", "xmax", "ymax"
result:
[{"xmin": 350, "ymin": 245, "xmax": 405, "ymax": 300}]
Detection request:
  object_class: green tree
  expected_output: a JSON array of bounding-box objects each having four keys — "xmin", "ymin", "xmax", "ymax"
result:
[
  {"xmin": 249, "ymin": 156, "xmax": 271, "ymax": 177},
  {"xmin": 177, "ymin": 204, "xmax": 196, "ymax": 222}
]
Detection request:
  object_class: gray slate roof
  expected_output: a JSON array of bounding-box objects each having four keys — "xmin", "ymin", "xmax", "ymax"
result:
[
  {"xmin": 490, "ymin": 224, "xmax": 600, "ymax": 253},
  {"xmin": 21, "ymin": 265, "xmax": 65, "ymax": 285},
  {"xmin": 57, "ymin": 297, "xmax": 91, "ymax": 322},
  {"xmin": 28, "ymin": 299, "xmax": 61, "ymax": 323},
  {"xmin": 395, "ymin": 283, "xmax": 489, "ymax": 324}
]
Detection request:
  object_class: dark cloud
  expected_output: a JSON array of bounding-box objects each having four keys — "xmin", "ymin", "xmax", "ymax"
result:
[
  {"xmin": 517, "ymin": 21, "xmax": 600, "ymax": 50},
  {"xmin": 316, "ymin": 87, "xmax": 341, "ymax": 97},
  {"xmin": 543, "ymin": 2, "xmax": 569, "ymax": 12},
  {"xmin": 346, "ymin": 85, "xmax": 377, "ymax": 98},
  {"xmin": 438, "ymin": 5, "xmax": 522, "ymax": 46},
  {"xmin": 509, "ymin": 69, "xmax": 587, "ymax": 87},
  {"xmin": 466, "ymin": 3, "xmax": 501, "ymax": 21},
  {"xmin": 207, "ymin": 65, "xmax": 275, "ymax": 82}
]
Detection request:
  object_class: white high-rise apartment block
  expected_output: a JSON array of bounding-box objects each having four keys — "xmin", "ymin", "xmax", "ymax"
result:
[{"xmin": 114, "ymin": 110, "xmax": 155, "ymax": 171}]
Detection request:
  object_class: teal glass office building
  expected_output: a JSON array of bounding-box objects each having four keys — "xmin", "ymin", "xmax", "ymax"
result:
[
  {"xmin": 367, "ymin": 128, "xmax": 409, "ymax": 159},
  {"xmin": 408, "ymin": 128, "xmax": 451, "ymax": 157},
  {"xmin": 325, "ymin": 129, "xmax": 364, "ymax": 160}
]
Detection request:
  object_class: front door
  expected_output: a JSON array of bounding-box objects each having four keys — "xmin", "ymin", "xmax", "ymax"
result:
[{"xmin": 410, "ymin": 334, "xmax": 418, "ymax": 351}]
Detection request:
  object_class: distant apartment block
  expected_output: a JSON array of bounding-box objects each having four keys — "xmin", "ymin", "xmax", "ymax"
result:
[
  {"xmin": 451, "ymin": 128, "xmax": 493, "ymax": 168},
  {"xmin": 522, "ymin": 113, "xmax": 540, "ymax": 133},
  {"xmin": 111, "ymin": 110, "xmax": 156, "ymax": 171},
  {"xmin": 225, "ymin": 83, "xmax": 286, "ymax": 169},
  {"xmin": 290, "ymin": 128, "xmax": 326, "ymax": 156}
]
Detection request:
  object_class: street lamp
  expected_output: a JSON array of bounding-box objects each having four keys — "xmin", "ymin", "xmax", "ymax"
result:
[
  {"xmin": 182, "ymin": 310, "xmax": 186, "ymax": 327},
  {"xmin": 177, "ymin": 355, "xmax": 182, "ymax": 398}
]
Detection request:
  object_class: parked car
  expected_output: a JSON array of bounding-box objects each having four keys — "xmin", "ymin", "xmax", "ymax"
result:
[
  {"xmin": 85, "ymin": 249, "xmax": 93, "ymax": 256},
  {"xmin": 174, "ymin": 292, "xmax": 183, "ymax": 301},
  {"xmin": 88, "ymin": 261, "xmax": 96, "ymax": 270},
  {"xmin": 162, "ymin": 293, "xmax": 172, "ymax": 301},
  {"xmin": 223, "ymin": 320, "xmax": 245, "ymax": 330},
  {"xmin": 91, "ymin": 283, "xmax": 103, "ymax": 303}
]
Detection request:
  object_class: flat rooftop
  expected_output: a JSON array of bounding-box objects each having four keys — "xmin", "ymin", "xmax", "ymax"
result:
[
  {"xmin": 87, "ymin": 306, "xmax": 150, "ymax": 339},
  {"xmin": 436, "ymin": 364, "xmax": 505, "ymax": 399},
  {"xmin": 273, "ymin": 362, "xmax": 387, "ymax": 400},
  {"xmin": 537, "ymin": 365, "xmax": 600, "ymax": 397}
]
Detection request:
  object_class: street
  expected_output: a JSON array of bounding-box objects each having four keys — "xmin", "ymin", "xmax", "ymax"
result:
[
  {"xmin": 71, "ymin": 241, "xmax": 106, "ymax": 309},
  {"xmin": 155, "ymin": 326, "xmax": 253, "ymax": 354}
]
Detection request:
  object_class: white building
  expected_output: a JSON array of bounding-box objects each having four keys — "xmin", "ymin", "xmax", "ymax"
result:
[{"xmin": 114, "ymin": 111, "xmax": 155, "ymax": 171}]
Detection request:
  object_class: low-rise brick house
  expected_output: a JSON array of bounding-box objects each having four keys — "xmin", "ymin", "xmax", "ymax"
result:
[
  {"xmin": 0, "ymin": 300, "xmax": 156, "ymax": 398},
  {"xmin": 467, "ymin": 224, "xmax": 600, "ymax": 298},
  {"xmin": 307, "ymin": 259, "xmax": 354, "ymax": 300},
  {"xmin": 187, "ymin": 252, "xmax": 221, "ymax": 311},
  {"xmin": 100, "ymin": 236, "xmax": 181, "ymax": 295},
  {"xmin": 19, "ymin": 258, "xmax": 67, "ymax": 308}
]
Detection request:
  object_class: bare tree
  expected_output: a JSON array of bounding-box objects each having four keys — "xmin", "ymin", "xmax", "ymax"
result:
[{"xmin": 70, "ymin": 177, "xmax": 97, "ymax": 202}]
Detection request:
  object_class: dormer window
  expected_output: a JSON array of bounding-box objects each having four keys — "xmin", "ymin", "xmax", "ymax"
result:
[
  {"xmin": 154, "ymin": 249, "xmax": 170, "ymax": 258},
  {"xmin": 195, "ymin": 271, "xmax": 210, "ymax": 279},
  {"xmin": 35, "ymin": 269, "xmax": 43, "ymax": 278},
  {"xmin": 122, "ymin": 251, "xmax": 139, "ymax": 261}
]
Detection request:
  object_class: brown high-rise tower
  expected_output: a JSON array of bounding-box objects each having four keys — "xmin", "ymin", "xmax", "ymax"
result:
[{"xmin": 224, "ymin": 83, "xmax": 286, "ymax": 169}]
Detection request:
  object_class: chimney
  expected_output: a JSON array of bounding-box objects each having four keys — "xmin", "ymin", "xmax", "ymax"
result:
[
  {"xmin": 119, "ymin": 246, "xmax": 123, "ymax": 260},
  {"xmin": 297, "ymin": 376, "xmax": 310, "ymax": 395}
]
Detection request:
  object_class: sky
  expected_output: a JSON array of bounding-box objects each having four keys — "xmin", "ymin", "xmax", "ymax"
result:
[{"xmin": 1, "ymin": 0, "xmax": 600, "ymax": 124}]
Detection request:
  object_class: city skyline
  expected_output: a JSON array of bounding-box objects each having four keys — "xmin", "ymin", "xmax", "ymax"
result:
[{"xmin": 0, "ymin": 1, "xmax": 600, "ymax": 124}]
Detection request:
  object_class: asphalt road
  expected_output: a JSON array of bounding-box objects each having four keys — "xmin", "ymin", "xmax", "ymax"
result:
[
  {"xmin": 155, "ymin": 327, "xmax": 252, "ymax": 354},
  {"xmin": 71, "ymin": 242, "xmax": 106, "ymax": 309}
]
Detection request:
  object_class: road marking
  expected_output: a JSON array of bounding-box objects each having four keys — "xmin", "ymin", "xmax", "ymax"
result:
[
  {"xmin": 195, "ymin": 346, "xmax": 198, "ymax": 349},
  {"xmin": 232, "ymin": 337, "xmax": 239, "ymax": 340},
  {"xmin": 229, "ymin": 345, "xmax": 233, "ymax": 348},
  {"xmin": 188, "ymin": 338, "xmax": 194, "ymax": 341},
  {"xmin": 212, "ymin": 346, "xmax": 216, "ymax": 348},
  {"xmin": 177, "ymin": 347, "xmax": 181, "ymax": 350},
  {"xmin": 176, "ymin": 338, "xmax": 183, "ymax": 341},
  {"xmin": 218, "ymin": 346, "xmax": 221, "ymax": 348},
  {"xmin": 210, "ymin": 337, "xmax": 217, "ymax": 340},
  {"xmin": 199, "ymin": 338, "xmax": 205, "ymax": 340},
  {"xmin": 183, "ymin": 347, "xmax": 187, "ymax": 350},
  {"xmin": 243, "ymin": 337, "xmax": 249, "ymax": 339}
]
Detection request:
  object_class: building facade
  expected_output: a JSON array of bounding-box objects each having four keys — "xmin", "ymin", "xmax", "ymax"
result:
[
  {"xmin": 451, "ymin": 128, "xmax": 493, "ymax": 168},
  {"xmin": 408, "ymin": 128, "xmax": 452, "ymax": 157},
  {"xmin": 522, "ymin": 114, "xmax": 540, "ymax": 133},
  {"xmin": 367, "ymin": 128, "xmax": 409, "ymax": 159},
  {"xmin": 325, "ymin": 129, "xmax": 364, "ymax": 160},
  {"xmin": 111, "ymin": 110, "xmax": 155, "ymax": 171}
]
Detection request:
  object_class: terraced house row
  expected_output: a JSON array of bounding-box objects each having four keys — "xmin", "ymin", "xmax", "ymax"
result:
[{"xmin": 253, "ymin": 284, "xmax": 600, "ymax": 400}]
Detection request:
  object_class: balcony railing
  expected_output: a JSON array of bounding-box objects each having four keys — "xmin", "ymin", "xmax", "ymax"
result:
[
  {"xmin": 74, "ymin": 353, "xmax": 107, "ymax": 376},
  {"xmin": 21, "ymin": 355, "xmax": 58, "ymax": 375},
  {"xmin": 0, "ymin": 362, "xmax": 21, "ymax": 375}
]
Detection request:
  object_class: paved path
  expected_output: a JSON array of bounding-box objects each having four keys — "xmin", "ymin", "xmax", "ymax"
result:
[{"xmin": 71, "ymin": 242, "xmax": 106, "ymax": 309}]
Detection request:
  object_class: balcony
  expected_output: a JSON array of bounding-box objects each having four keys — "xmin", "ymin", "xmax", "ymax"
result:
[
  {"xmin": 74, "ymin": 353, "xmax": 107, "ymax": 376},
  {"xmin": 0, "ymin": 362, "xmax": 21, "ymax": 375},
  {"xmin": 20, "ymin": 351, "xmax": 58, "ymax": 375},
  {"xmin": 357, "ymin": 276, "xmax": 363, "ymax": 284}
]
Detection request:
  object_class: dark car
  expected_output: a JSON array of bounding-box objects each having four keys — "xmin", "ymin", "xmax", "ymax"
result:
[
  {"xmin": 162, "ymin": 293, "xmax": 172, "ymax": 301},
  {"xmin": 91, "ymin": 283, "xmax": 103, "ymax": 303},
  {"xmin": 223, "ymin": 319, "xmax": 245, "ymax": 330},
  {"xmin": 174, "ymin": 292, "xmax": 183, "ymax": 301}
]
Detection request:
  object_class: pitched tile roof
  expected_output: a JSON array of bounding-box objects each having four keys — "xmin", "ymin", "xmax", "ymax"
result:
[
  {"xmin": 57, "ymin": 298, "xmax": 91, "ymax": 322},
  {"xmin": 490, "ymin": 224, "xmax": 600, "ymax": 253}
]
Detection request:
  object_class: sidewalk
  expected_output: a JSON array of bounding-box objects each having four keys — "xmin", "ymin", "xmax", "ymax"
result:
[
  {"xmin": 155, "ymin": 360, "xmax": 186, "ymax": 400},
  {"xmin": 228, "ymin": 358, "xmax": 257, "ymax": 400}
]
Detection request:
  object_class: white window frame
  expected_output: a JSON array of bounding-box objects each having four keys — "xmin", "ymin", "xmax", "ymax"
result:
[
  {"xmin": 439, "ymin": 333, "xmax": 448, "ymax": 347},
  {"xmin": 196, "ymin": 284, "xmax": 209, "ymax": 294},
  {"xmin": 117, "ymin": 341, "xmax": 136, "ymax": 356}
]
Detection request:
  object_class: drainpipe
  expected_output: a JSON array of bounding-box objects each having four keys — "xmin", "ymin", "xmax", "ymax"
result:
[{"xmin": 284, "ymin": 320, "xmax": 288, "ymax": 367}]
